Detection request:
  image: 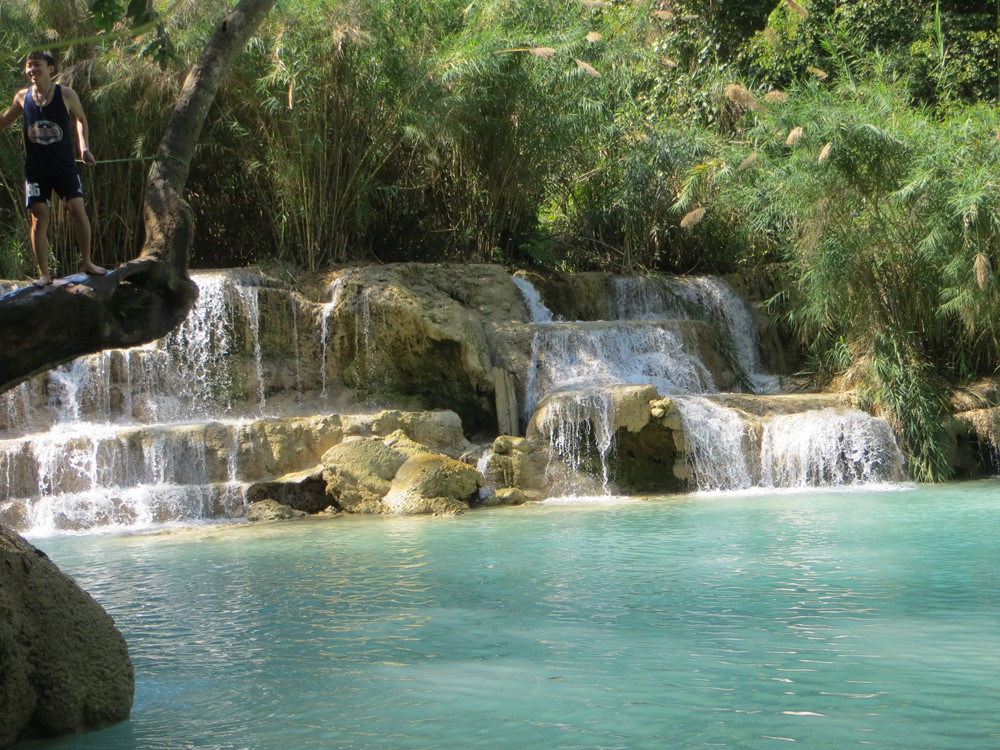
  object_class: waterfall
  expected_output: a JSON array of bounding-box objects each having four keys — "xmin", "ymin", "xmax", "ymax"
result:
[
  {"xmin": 2, "ymin": 271, "xmax": 272, "ymax": 431},
  {"xmin": 519, "ymin": 275, "xmax": 763, "ymax": 496},
  {"xmin": 535, "ymin": 391, "xmax": 616, "ymax": 494},
  {"xmin": 672, "ymin": 400, "xmax": 904, "ymax": 492},
  {"xmin": 355, "ymin": 288, "xmax": 379, "ymax": 385},
  {"xmin": 164, "ymin": 272, "xmax": 266, "ymax": 419},
  {"xmin": 319, "ymin": 278, "xmax": 344, "ymax": 400},
  {"xmin": 760, "ymin": 409, "xmax": 904, "ymax": 487},
  {"xmin": 513, "ymin": 275, "xmax": 556, "ymax": 323},
  {"xmin": 290, "ymin": 298, "xmax": 302, "ymax": 393},
  {"xmin": 1, "ymin": 384, "xmax": 33, "ymax": 435},
  {"xmin": 605, "ymin": 275, "xmax": 777, "ymax": 393},
  {"xmin": 0, "ymin": 270, "xmax": 315, "ymax": 535},
  {"xmin": 674, "ymin": 397, "xmax": 756, "ymax": 491},
  {"xmin": 0, "ymin": 266, "xmax": 914, "ymax": 531},
  {"xmin": 319, "ymin": 303, "xmax": 335, "ymax": 399},
  {"xmin": 234, "ymin": 283, "xmax": 267, "ymax": 413},
  {"xmin": 523, "ymin": 322, "xmax": 715, "ymax": 420},
  {"xmin": 673, "ymin": 277, "xmax": 778, "ymax": 393},
  {"xmin": 0, "ymin": 421, "xmax": 246, "ymax": 534},
  {"xmin": 608, "ymin": 276, "xmax": 688, "ymax": 321}
]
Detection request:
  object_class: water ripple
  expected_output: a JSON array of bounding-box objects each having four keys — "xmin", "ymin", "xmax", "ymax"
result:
[{"xmin": 31, "ymin": 483, "xmax": 1000, "ymax": 749}]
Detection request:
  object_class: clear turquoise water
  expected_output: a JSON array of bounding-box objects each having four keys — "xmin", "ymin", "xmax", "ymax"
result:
[{"xmin": 27, "ymin": 482, "xmax": 1000, "ymax": 749}]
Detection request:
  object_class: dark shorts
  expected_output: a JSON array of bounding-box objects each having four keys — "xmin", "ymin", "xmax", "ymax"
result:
[{"xmin": 24, "ymin": 171, "xmax": 84, "ymax": 208}]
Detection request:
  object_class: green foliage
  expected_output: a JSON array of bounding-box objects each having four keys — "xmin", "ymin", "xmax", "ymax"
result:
[
  {"xmin": 2, "ymin": 0, "xmax": 996, "ymax": 278},
  {"xmin": 858, "ymin": 333, "xmax": 953, "ymax": 483},
  {"xmin": 743, "ymin": 0, "xmax": 999, "ymax": 105},
  {"xmin": 683, "ymin": 55, "xmax": 1000, "ymax": 479},
  {"xmin": 186, "ymin": 0, "xmax": 672, "ymax": 268}
]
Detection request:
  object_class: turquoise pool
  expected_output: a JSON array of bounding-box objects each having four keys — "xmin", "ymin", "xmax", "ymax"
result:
[{"xmin": 28, "ymin": 482, "xmax": 1000, "ymax": 748}]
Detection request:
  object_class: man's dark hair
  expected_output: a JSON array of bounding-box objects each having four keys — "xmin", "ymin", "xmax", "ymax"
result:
[{"xmin": 26, "ymin": 51, "xmax": 57, "ymax": 72}]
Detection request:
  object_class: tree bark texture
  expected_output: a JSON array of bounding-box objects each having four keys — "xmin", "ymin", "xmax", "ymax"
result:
[{"xmin": 0, "ymin": 0, "xmax": 276, "ymax": 394}]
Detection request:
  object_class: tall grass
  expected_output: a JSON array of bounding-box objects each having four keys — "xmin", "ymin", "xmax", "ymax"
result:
[
  {"xmin": 207, "ymin": 0, "xmax": 661, "ymax": 268},
  {"xmin": 681, "ymin": 52, "xmax": 1000, "ymax": 479}
]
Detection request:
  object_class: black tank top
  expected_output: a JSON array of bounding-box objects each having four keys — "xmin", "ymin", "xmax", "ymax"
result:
[{"xmin": 22, "ymin": 84, "xmax": 77, "ymax": 179}]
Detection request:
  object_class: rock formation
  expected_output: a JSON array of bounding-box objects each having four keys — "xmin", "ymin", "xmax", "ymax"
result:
[
  {"xmin": 327, "ymin": 264, "xmax": 530, "ymax": 434},
  {"xmin": 0, "ymin": 526, "xmax": 133, "ymax": 747},
  {"xmin": 321, "ymin": 430, "xmax": 482, "ymax": 515}
]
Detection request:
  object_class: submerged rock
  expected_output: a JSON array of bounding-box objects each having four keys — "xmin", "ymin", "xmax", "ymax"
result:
[
  {"xmin": 247, "ymin": 499, "xmax": 308, "ymax": 522},
  {"xmin": 478, "ymin": 487, "xmax": 537, "ymax": 507},
  {"xmin": 0, "ymin": 526, "xmax": 133, "ymax": 746}
]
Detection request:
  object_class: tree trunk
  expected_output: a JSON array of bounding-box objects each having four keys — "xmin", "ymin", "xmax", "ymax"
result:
[{"xmin": 0, "ymin": 0, "xmax": 276, "ymax": 394}]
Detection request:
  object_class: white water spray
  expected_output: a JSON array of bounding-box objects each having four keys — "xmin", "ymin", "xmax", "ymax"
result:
[
  {"xmin": 523, "ymin": 322, "xmax": 715, "ymax": 420},
  {"xmin": 608, "ymin": 276, "xmax": 688, "ymax": 321},
  {"xmin": 674, "ymin": 397, "xmax": 756, "ymax": 491},
  {"xmin": 760, "ymin": 409, "xmax": 904, "ymax": 487},
  {"xmin": 513, "ymin": 275, "xmax": 556, "ymax": 323},
  {"xmin": 536, "ymin": 391, "xmax": 616, "ymax": 494},
  {"xmin": 234, "ymin": 283, "xmax": 267, "ymax": 413}
]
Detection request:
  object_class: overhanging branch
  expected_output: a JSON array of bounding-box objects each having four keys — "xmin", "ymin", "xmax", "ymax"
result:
[{"xmin": 0, "ymin": 0, "xmax": 277, "ymax": 396}]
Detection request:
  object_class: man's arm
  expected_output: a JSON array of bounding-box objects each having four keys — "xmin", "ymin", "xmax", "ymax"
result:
[
  {"xmin": 0, "ymin": 89, "xmax": 25, "ymax": 129},
  {"xmin": 61, "ymin": 86, "xmax": 96, "ymax": 166}
]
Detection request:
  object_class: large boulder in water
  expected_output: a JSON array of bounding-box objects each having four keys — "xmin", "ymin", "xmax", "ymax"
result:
[
  {"xmin": 321, "ymin": 430, "xmax": 482, "ymax": 515},
  {"xmin": 0, "ymin": 526, "xmax": 133, "ymax": 746},
  {"xmin": 321, "ymin": 435, "xmax": 416, "ymax": 513},
  {"xmin": 382, "ymin": 452, "xmax": 482, "ymax": 515}
]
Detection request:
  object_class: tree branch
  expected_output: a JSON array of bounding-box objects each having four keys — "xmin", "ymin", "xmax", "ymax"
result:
[{"xmin": 0, "ymin": 0, "xmax": 276, "ymax": 395}]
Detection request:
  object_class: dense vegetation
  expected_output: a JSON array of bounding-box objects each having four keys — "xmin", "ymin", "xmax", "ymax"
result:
[{"xmin": 1, "ymin": 0, "xmax": 998, "ymax": 480}]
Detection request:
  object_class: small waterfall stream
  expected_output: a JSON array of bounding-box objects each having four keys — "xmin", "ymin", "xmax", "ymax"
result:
[
  {"xmin": 759, "ymin": 409, "xmax": 904, "ymax": 487},
  {"xmin": 536, "ymin": 391, "xmax": 616, "ymax": 494},
  {"xmin": 673, "ymin": 397, "xmax": 757, "ymax": 491},
  {"xmin": 523, "ymin": 322, "xmax": 716, "ymax": 419},
  {"xmin": 513, "ymin": 275, "xmax": 555, "ymax": 323}
]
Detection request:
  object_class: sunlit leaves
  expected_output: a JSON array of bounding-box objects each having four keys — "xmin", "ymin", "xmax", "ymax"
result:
[{"xmin": 90, "ymin": 0, "xmax": 154, "ymax": 32}]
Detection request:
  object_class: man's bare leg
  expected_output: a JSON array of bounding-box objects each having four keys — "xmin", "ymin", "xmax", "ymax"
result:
[
  {"xmin": 29, "ymin": 202, "xmax": 52, "ymax": 286},
  {"xmin": 66, "ymin": 196, "xmax": 106, "ymax": 276}
]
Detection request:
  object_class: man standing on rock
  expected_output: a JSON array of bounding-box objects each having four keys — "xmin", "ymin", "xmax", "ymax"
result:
[{"xmin": 0, "ymin": 50, "xmax": 107, "ymax": 287}]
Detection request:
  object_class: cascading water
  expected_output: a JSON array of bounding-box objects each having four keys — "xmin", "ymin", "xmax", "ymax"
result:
[
  {"xmin": 673, "ymin": 397, "xmax": 757, "ymax": 491},
  {"xmin": 319, "ymin": 303, "xmax": 335, "ymax": 399},
  {"xmin": 674, "ymin": 277, "xmax": 780, "ymax": 393},
  {"xmin": 161, "ymin": 272, "xmax": 267, "ymax": 420},
  {"xmin": 535, "ymin": 391, "xmax": 616, "ymax": 494},
  {"xmin": 518, "ymin": 275, "xmax": 746, "ymax": 494},
  {"xmin": 606, "ymin": 275, "xmax": 776, "ymax": 392},
  {"xmin": 0, "ymin": 420, "xmax": 248, "ymax": 534},
  {"xmin": 608, "ymin": 276, "xmax": 689, "ymax": 321},
  {"xmin": 518, "ymin": 272, "xmax": 904, "ymax": 495},
  {"xmin": 353, "ymin": 287, "xmax": 381, "ymax": 389},
  {"xmin": 523, "ymin": 322, "xmax": 715, "ymax": 420},
  {"xmin": 759, "ymin": 408, "xmax": 904, "ymax": 486},
  {"xmin": 0, "ymin": 266, "xmax": 912, "ymax": 533},
  {"xmin": 234, "ymin": 283, "xmax": 267, "ymax": 413},
  {"xmin": 0, "ymin": 271, "xmax": 285, "ymax": 534},
  {"xmin": 513, "ymin": 275, "xmax": 556, "ymax": 323},
  {"xmin": 672, "ymin": 399, "xmax": 905, "ymax": 491},
  {"xmin": 318, "ymin": 278, "xmax": 345, "ymax": 400}
]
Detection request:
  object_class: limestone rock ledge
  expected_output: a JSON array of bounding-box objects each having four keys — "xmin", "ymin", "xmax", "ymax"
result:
[
  {"xmin": 322, "ymin": 430, "xmax": 483, "ymax": 516},
  {"xmin": 0, "ymin": 526, "xmax": 133, "ymax": 747}
]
